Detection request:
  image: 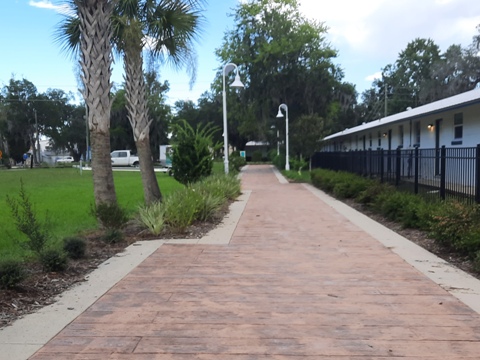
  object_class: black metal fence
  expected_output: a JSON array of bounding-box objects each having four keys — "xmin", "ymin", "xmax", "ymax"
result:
[{"xmin": 311, "ymin": 145, "xmax": 480, "ymax": 204}]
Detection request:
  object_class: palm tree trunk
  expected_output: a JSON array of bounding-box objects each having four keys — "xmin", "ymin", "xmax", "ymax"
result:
[
  {"xmin": 124, "ymin": 46, "xmax": 162, "ymax": 204},
  {"xmin": 76, "ymin": 0, "xmax": 117, "ymax": 206}
]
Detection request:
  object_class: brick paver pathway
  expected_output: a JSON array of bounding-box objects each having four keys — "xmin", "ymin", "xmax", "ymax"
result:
[{"xmin": 31, "ymin": 165, "xmax": 480, "ymax": 359}]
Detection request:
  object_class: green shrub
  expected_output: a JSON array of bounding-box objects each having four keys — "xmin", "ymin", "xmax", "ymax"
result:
[
  {"xmin": 333, "ymin": 175, "xmax": 371, "ymax": 199},
  {"xmin": 199, "ymin": 174, "xmax": 241, "ymax": 201},
  {"xmin": 163, "ymin": 187, "xmax": 203, "ymax": 233},
  {"xmin": 311, "ymin": 169, "xmax": 343, "ymax": 193},
  {"xmin": 272, "ymin": 153, "xmax": 286, "ymax": 170},
  {"xmin": 429, "ymin": 201, "xmax": 480, "ymax": 251},
  {"xmin": 138, "ymin": 201, "xmax": 166, "ymax": 236},
  {"xmin": 373, "ymin": 191, "xmax": 415, "ymax": 222},
  {"xmin": 455, "ymin": 230, "xmax": 480, "ymax": 255},
  {"xmin": 229, "ymin": 152, "xmax": 246, "ymax": 173},
  {"xmin": 102, "ymin": 229, "xmax": 124, "ymax": 244},
  {"xmin": 473, "ymin": 251, "xmax": 480, "ymax": 273},
  {"xmin": 40, "ymin": 249, "xmax": 68, "ymax": 272},
  {"xmin": 356, "ymin": 182, "xmax": 392, "ymax": 206},
  {"xmin": 400, "ymin": 198, "xmax": 436, "ymax": 230},
  {"xmin": 171, "ymin": 120, "xmax": 221, "ymax": 185},
  {"xmin": 0, "ymin": 259, "xmax": 26, "ymax": 289},
  {"xmin": 93, "ymin": 202, "xmax": 129, "ymax": 230},
  {"xmin": 63, "ymin": 237, "xmax": 87, "ymax": 259},
  {"xmin": 290, "ymin": 158, "xmax": 308, "ymax": 173},
  {"xmin": 6, "ymin": 179, "xmax": 50, "ymax": 255}
]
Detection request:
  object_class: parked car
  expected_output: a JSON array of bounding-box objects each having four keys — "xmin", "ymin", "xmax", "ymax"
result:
[
  {"xmin": 56, "ymin": 156, "xmax": 74, "ymax": 164},
  {"xmin": 111, "ymin": 150, "xmax": 140, "ymax": 166}
]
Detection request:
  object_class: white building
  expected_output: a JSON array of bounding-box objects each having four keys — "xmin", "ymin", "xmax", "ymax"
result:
[{"xmin": 322, "ymin": 88, "xmax": 480, "ymax": 152}]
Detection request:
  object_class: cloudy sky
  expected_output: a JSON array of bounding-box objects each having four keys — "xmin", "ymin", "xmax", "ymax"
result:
[{"xmin": 0, "ymin": 0, "xmax": 479, "ymax": 105}]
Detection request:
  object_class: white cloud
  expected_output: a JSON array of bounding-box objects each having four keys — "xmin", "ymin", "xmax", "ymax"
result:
[
  {"xmin": 295, "ymin": 0, "xmax": 480, "ymax": 92},
  {"xmin": 298, "ymin": 0, "xmax": 480, "ymax": 55},
  {"xmin": 365, "ymin": 71, "xmax": 382, "ymax": 82},
  {"xmin": 29, "ymin": 0, "xmax": 73, "ymax": 16}
]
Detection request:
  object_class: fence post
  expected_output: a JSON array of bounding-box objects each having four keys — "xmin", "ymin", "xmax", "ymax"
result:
[
  {"xmin": 349, "ymin": 150, "xmax": 354, "ymax": 174},
  {"xmin": 368, "ymin": 149, "xmax": 372, "ymax": 178},
  {"xmin": 395, "ymin": 147, "xmax": 401, "ymax": 186},
  {"xmin": 363, "ymin": 150, "xmax": 367, "ymax": 177},
  {"xmin": 440, "ymin": 145, "xmax": 446, "ymax": 200},
  {"xmin": 414, "ymin": 146, "xmax": 419, "ymax": 194},
  {"xmin": 476, "ymin": 144, "xmax": 480, "ymax": 203},
  {"xmin": 380, "ymin": 148, "xmax": 384, "ymax": 183}
]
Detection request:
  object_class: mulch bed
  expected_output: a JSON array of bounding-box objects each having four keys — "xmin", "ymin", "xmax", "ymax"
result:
[{"xmin": 0, "ymin": 219, "xmax": 220, "ymax": 329}]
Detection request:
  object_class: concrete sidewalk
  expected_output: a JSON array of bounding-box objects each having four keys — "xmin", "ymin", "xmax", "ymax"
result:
[{"xmin": 8, "ymin": 165, "xmax": 480, "ymax": 358}]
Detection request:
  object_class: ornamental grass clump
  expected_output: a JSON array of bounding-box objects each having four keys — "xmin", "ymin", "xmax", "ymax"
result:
[
  {"xmin": 190, "ymin": 183, "xmax": 225, "ymax": 222},
  {"xmin": 163, "ymin": 187, "xmax": 203, "ymax": 233},
  {"xmin": 138, "ymin": 174, "xmax": 241, "ymax": 235},
  {"xmin": 198, "ymin": 174, "xmax": 241, "ymax": 201},
  {"xmin": 138, "ymin": 201, "xmax": 166, "ymax": 236}
]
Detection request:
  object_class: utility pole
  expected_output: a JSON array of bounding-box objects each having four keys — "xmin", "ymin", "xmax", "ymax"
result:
[{"xmin": 384, "ymin": 80, "xmax": 388, "ymax": 118}]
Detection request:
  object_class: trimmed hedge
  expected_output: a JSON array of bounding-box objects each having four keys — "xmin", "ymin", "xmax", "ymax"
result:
[{"xmin": 310, "ymin": 168, "xmax": 480, "ymax": 260}]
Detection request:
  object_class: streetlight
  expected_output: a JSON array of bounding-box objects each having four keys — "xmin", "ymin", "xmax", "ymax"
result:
[
  {"xmin": 276, "ymin": 103, "xmax": 290, "ymax": 170},
  {"xmin": 222, "ymin": 63, "xmax": 244, "ymax": 174}
]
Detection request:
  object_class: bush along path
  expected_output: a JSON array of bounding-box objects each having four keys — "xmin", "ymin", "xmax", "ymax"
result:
[
  {"xmin": 307, "ymin": 168, "xmax": 480, "ymax": 278},
  {"xmin": 0, "ymin": 173, "xmax": 241, "ymax": 328}
]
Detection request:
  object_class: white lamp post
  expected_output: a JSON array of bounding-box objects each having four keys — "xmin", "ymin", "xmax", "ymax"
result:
[
  {"xmin": 276, "ymin": 103, "xmax": 290, "ymax": 170},
  {"xmin": 222, "ymin": 63, "xmax": 244, "ymax": 174}
]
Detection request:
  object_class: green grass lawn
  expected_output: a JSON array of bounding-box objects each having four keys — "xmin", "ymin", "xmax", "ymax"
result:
[{"xmin": 0, "ymin": 167, "xmax": 182, "ymax": 258}]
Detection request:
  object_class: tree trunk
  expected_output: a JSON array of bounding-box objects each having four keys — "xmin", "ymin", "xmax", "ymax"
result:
[
  {"xmin": 90, "ymin": 130, "xmax": 116, "ymax": 204},
  {"xmin": 124, "ymin": 45, "xmax": 162, "ymax": 204},
  {"xmin": 137, "ymin": 136, "xmax": 162, "ymax": 204},
  {"xmin": 76, "ymin": 0, "xmax": 117, "ymax": 206}
]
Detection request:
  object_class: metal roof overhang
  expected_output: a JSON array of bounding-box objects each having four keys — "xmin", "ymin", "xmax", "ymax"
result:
[{"xmin": 323, "ymin": 89, "xmax": 480, "ymax": 141}]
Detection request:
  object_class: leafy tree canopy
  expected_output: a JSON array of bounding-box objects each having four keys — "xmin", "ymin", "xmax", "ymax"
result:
[{"xmin": 211, "ymin": 0, "xmax": 355, "ymax": 152}]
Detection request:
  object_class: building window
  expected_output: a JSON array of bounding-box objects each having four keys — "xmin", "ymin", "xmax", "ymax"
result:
[
  {"xmin": 377, "ymin": 131, "xmax": 381, "ymax": 147},
  {"xmin": 454, "ymin": 113, "xmax": 463, "ymax": 139},
  {"xmin": 414, "ymin": 121, "xmax": 421, "ymax": 146},
  {"xmin": 369, "ymin": 133, "xmax": 372, "ymax": 148},
  {"xmin": 399, "ymin": 125, "xmax": 404, "ymax": 147}
]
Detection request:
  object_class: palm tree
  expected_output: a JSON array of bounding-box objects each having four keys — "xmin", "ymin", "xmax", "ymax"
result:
[
  {"xmin": 58, "ymin": 0, "xmax": 205, "ymax": 205},
  {"xmin": 112, "ymin": 0, "xmax": 205, "ymax": 204},
  {"xmin": 69, "ymin": 0, "xmax": 117, "ymax": 206}
]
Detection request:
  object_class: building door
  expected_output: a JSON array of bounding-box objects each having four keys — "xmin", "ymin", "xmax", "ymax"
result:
[{"xmin": 435, "ymin": 119, "xmax": 442, "ymax": 175}]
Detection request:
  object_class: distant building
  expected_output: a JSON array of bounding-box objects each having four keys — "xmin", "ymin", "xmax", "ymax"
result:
[
  {"xmin": 322, "ymin": 89, "xmax": 480, "ymax": 152},
  {"xmin": 245, "ymin": 141, "xmax": 269, "ymax": 161}
]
